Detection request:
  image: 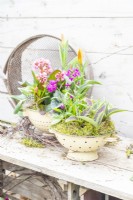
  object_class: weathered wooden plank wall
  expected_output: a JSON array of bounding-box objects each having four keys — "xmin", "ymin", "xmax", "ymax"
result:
[{"xmin": 0, "ymin": 0, "xmax": 133, "ymax": 137}]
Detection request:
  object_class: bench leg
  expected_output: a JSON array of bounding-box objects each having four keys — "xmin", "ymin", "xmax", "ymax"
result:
[
  {"xmin": 105, "ymin": 194, "xmax": 109, "ymax": 200},
  {"xmin": 0, "ymin": 160, "xmax": 3, "ymax": 197},
  {"xmin": 68, "ymin": 183, "xmax": 80, "ymax": 200}
]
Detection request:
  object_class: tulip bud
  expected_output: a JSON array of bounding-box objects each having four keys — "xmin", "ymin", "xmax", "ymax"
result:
[
  {"xmin": 34, "ymin": 86, "xmax": 38, "ymax": 93},
  {"xmin": 78, "ymin": 49, "xmax": 83, "ymax": 64}
]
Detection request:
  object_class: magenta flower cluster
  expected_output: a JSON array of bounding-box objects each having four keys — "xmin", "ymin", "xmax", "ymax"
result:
[
  {"xmin": 32, "ymin": 58, "xmax": 81, "ymax": 94},
  {"xmin": 47, "ymin": 68, "xmax": 80, "ymax": 93},
  {"xmin": 47, "ymin": 80, "xmax": 57, "ymax": 93},
  {"xmin": 66, "ymin": 68, "xmax": 80, "ymax": 81},
  {"xmin": 47, "ymin": 71, "xmax": 65, "ymax": 93}
]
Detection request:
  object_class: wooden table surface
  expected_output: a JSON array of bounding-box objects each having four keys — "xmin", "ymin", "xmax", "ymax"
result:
[{"xmin": 0, "ymin": 135, "xmax": 133, "ymax": 200}]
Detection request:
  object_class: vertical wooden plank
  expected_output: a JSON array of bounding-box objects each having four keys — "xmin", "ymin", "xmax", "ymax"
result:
[
  {"xmin": 80, "ymin": 196, "xmax": 84, "ymax": 200},
  {"xmin": 68, "ymin": 183, "xmax": 80, "ymax": 200},
  {"xmin": 0, "ymin": 160, "xmax": 3, "ymax": 197},
  {"xmin": 105, "ymin": 194, "xmax": 109, "ymax": 200},
  {"xmin": 79, "ymin": 187, "xmax": 88, "ymax": 200}
]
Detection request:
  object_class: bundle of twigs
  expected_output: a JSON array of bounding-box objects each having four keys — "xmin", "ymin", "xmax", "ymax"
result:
[
  {"xmin": 18, "ymin": 117, "xmax": 59, "ymax": 147},
  {"xmin": 0, "ymin": 117, "xmax": 59, "ymax": 147}
]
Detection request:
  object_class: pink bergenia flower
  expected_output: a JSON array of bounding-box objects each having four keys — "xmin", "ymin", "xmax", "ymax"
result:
[
  {"xmin": 33, "ymin": 58, "xmax": 50, "ymax": 70},
  {"xmin": 33, "ymin": 58, "xmax": 53, "ymax": 74},
  {"xmin": 55, "ymin": 71, "xmax": 65, "ymax": 82},
  {"xmin": 5, "ymin": 196, "xmax": 9, "ymax": 200},
  {"xmin": 37, "ymin": 72, "xmax": 47, "ymax": 83},
  {"xmin": 44, "ymin": 65, "xmax": 53, "ymax": 75},
  {"xmin": 47, "ymin": 80, "xmax": 57, "ymax": 93}
]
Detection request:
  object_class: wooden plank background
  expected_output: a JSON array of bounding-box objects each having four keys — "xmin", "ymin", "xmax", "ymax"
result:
[{"xmin": 0, "ymin": 0, "xmax": 133, "ymax": 137}]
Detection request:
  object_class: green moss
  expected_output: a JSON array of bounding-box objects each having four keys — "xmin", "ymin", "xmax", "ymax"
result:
[
  {"xmin": 52, "ymin": 119, "xmax": 115, "ymax": 137},
  {"xmin": 94, "ymin": 120, "xmax": 115, "ymax": 136},
  {"xmin": 21, "ymin": 137, "xmax": 44, "ymax": 148}
]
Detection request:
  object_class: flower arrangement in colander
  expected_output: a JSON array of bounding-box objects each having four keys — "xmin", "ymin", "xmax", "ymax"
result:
[
  {"xmin": 12, "ymin": 37, "xmax": 98, "ymax": 116},
  {"xmin": 11, "ymin": 37, "xmax": 99, "ymax": 132}
]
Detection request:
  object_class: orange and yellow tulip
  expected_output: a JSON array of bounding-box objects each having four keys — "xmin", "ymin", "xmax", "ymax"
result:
[{"xmin": 78, "ymin": 49, "xmax": 83, "ymax": 64}]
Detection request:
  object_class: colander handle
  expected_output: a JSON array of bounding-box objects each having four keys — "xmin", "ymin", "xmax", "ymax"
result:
[
  {"xmin": 104, "ymin": 137, "xmax": 118, "ymax": 142},
  {"xmin": 23, "ymin": 110, "xmax": 29, "ymax": 117}
]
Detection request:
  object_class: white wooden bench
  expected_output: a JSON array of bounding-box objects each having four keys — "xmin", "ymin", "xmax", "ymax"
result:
[
  {"xmin": 0, "ymin": 133, "xmax": 132, "ymax": 200},
  {"xmin": 0, "ymin": 57, "xmax": 132, "ymax": 199}
]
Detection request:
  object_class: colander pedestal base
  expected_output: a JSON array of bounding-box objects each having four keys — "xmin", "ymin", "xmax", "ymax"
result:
[{"xmin": 67, "ymin": 150, "xmax": 98, "ymax": 162}]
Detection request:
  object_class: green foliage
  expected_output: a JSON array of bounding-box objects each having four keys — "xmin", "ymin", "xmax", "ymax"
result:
[
  {"xmin": 51, "ymin": 86, "xmax": 126, "ymax": 131},
  {"xmin": 11, "ymin": 71, "xmax": 52, "ymax": 114},
  {"xmin": 77, "ymin": 116, "xmax": 98, "ymax": 127},
  {"xmin": 59, "ymin": 38, "xmax": 68, "ymax": 70},
  {"xmin": 51, "ymin": 75, "xmax": 101, "ymax": 119},
  {"xmin": 68, "ymin": 57, "xmax": 79, "ymax": 68},
  {"xmin": 51, "ymin": 89, "xmax": 126, "ymax": 136},
  {"xmin": 32, "ymin": 71, "xmax": 39, "ymax": 84},
  {"xmin": 14, "ymin": 100, "xmax": 25, "ymax": 114},
  {"xmin": 48, "ymin": 70, "xmax": 61, "ymax": 80},
  {"xmin": 21, "ymin": 137, "xmax": 44, "ymax": 148}
]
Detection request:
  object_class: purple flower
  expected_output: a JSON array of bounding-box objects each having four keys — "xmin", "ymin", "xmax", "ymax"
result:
[
  {"xmin": 69, "ymin": 77, "xmax": 74, "ymax": 81},
  {"xmin": 73, "ymin": 69, "xmax": 80, "ymax": 77},
  {"xmin": 5, "ymin": 196, "xmax": 9, "ymax": 200},
  {"xmin": 47, "ymin": 80, "xmax": 57, "ymax": 93},
  {"xmin": 49, "ymin": 80, "xmax": 57, "ymax": 85},
  {"xmin": 66, "ymin": 69, "xmax": 71, "ymax": 76},
  {"xmin": 66, "ymin": 68, "xmax": 80, "ymax": 81},
  {"xmin": 59, "ymin": 104, "xmax": 65, "ymax": 110},
  {"xmin": 65, "ymin": 83, "xmax": 71, "ymax": 88},
  {"xmin": 70, "ymin": 95, "xmax": 73, "ymax": 99}
]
